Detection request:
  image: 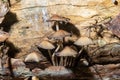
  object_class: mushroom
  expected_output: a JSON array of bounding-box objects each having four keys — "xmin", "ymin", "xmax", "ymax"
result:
[
  {"xmin": 47, "ymin": 14, "xmax": 70, "ymax": 31},
  {"xmin": 49, "ymin": 30, "xmax": 71, "ymax": 66},
  {"xmin": 79, "ymin": 58, "xmax": 89, "ymax": 66},
  {"xmin": 56, "ymin": 46, "xmax": 78, "ymax": 67},
  {"xmin": 48, "ymin": 30, "xmax": 71, "ymax": 49},
  {"xmin": 0, "ymin": 30, "xmax": 9, "ymax": 43},
  {"xmin": 24, "ymin": 51, "xmax": 43, "ymax": 62},
  {"xmin": 48, "ymin": 30, "xmax": 71, "ymax": 41},
  {"xmin": 74, "ymin": 36, "xmax": 94, "ymax": 58},
  {"xmin": 36, "ymin": 40, "xmax": 55, "ymax": 64}
]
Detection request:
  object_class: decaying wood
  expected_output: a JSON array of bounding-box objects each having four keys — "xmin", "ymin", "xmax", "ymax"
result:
[{"xmin": 88, "ymin": 43, "xmax": 120, "ymax": 65}]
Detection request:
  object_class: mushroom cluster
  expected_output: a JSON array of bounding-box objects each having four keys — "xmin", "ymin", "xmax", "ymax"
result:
[
  {"xmin": 30, "ymin": 14, "xmax": 86, "ymax": 68},
  {"xmin": 7, "ymin": 13, "xmax": 120, "ymax": 79}
]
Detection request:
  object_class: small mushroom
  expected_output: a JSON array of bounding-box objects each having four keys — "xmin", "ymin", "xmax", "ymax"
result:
[
  {"xmin": 36, "ymin": 40, "xmax": 55, "ymax": 64},
  {"xmin": 74, "ymin": 36, "xmax": 94, "ymax": 58},
  {"xmin": 48, "ymin": 30, "xmax": 71, "ymax": 49},
  {"xmin": 48, "ymin": 30, "xmax": 71, "ymax": 41},
  {"xmin": 49, "ymin": 30, "xmax": 71, "ymax": 66},
  {"xmin": 47, "ymin": 14, "xmax": 70, "ymax": 31},
  {"xmin": 56, "ymin": 46, "xmax": 77, "ymax": 57},
  {"xmin": 74, "ymin": 37, "xmax": 94, "ymax": 46},
  {"xmin": 24, "ymin": 51, "xmax": 43, "ymax": 62},
  {"xmin": 56, "ymin": 46, "xmax": 78, "ymax": 67},
  {"xmin": 36, "ymin": 40, "xmax": 55, "ymax": 57},
  {"xmin": 79, "ymin": 58, "xmax": 89, "ymax": 66}
]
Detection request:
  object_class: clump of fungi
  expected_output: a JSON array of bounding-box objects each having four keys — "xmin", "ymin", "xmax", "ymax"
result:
[
  {"xmin": 34, "ymin": 14, "xmax": 87, "ymax": 69},
  {"xmin": 10, "ymin": 13, "xmax": 120, "ymax": 79}
]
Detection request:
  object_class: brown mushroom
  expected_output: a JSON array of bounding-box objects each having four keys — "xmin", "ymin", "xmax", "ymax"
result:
[
  {"xmin": 36, "ymin": 40, "xmax": 55, "ymax": 56},
  {"xmin": 49, "ymin": 30, "xmax": 71, "ymax": 66},
  {"xmin": 74, "ymin": 36, "xmax": 94, "ymax": 58},
  {"xmin": 48, "ymin": 30, "xmax": 71, "ymax": 49},
  {"xmin": 47, "ymin": 14, "xmax": 70, "ymax": 31},
  {"xmin": 24, "ymin": 51, "xmax": 43, "ymax": 62},
  {"xmin": 56, "ymin": 46, "xmax": 78, "ymax": 67},
  {"xmin": 36, "ymin": 40, "xmax": 55, "ymax": 64},
  {"xmin": 48, "ymin": 30, "xmax": 71, "ymax": 41}
]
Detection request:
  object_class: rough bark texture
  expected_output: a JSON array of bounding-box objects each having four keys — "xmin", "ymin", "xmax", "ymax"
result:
[
  {"xmin": 1, "ymin": 0, "xmax": 120, "ymax": 80},
  {"xmin": 6, "ymin": 0, "xmax": 120, "ymax": 58}
]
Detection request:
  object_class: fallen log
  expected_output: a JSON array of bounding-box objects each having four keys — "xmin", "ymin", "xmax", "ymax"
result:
[{"xmin": 88, "ymin": 43, "xmax": 120, "ymax": 65}]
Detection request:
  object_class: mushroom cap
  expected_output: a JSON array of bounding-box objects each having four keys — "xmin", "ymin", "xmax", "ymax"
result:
[
  {"xmin": 37, "ymin": 40, "xmax": 55, "ymax": 49},
  {"xmin": 24, "ymin": 52, "xmax": 43, "ymax": 62},
  {"xmin": 56, "ymin": 46, "xmax": 78, "ymax": 57},
  {"xmin": 80, "ymin": 59, "xmax": 89, "ymax": 66},
  {"xmin": 74, "ymin": 37, "xmax": 94, "ymax": 46},
  {"xmin": 48, "ymin": 30, "xmax": 71, "ymax": 40},
  {"xmin": 45, "ymin": 66, "xmax": 72, "ymax": 76},
  {"xmin": 0, "ymin": 30, "xmax": 9, "ymax": 42},
  {"xmin": 47, "ymin": 14, "xmax": 70, "ymax": 22}
]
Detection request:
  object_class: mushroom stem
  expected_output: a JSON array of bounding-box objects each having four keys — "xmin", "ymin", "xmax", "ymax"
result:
[
  {"xmin": 64, "ymin": 57, "xmax": 68, "ymax": 66},
  {"xmin": 56, "ymin": 22, "xmax": 59, "ymax": 31},
  {"xmin": 71, "ymin": 58, "xmax": 75, "ymax": 67},
  {"xmin": 57, "ymin": 40, "xmax": 63, "ymax": 49},
  {"xmin": 78, "ymin": 47, "xmax": 84, "ymax": 57},
  {"xmin": 48, "ymin": 50, "xmax": 52, "ymax": 59},
  {"xmin": 52, "ymin": 45, "xmax": 60, "ymax": 66},
  {"xmin": 55, "ymin": 56, "xmax": 59, "ymax": 66},
  {"xmin": 48, "ymin": 50, "xmax": 53, "ymax": 64},
  {"xmin": 59, "ymin": 56, "xmax": 64, "ymax": 66},
  {"xmin": 69, "ymin": 57, "xmax": 73, "ymax": 67},
  {"xmin": 67, "ymin": 57, "xmax": 70, "ymax": 67}
]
